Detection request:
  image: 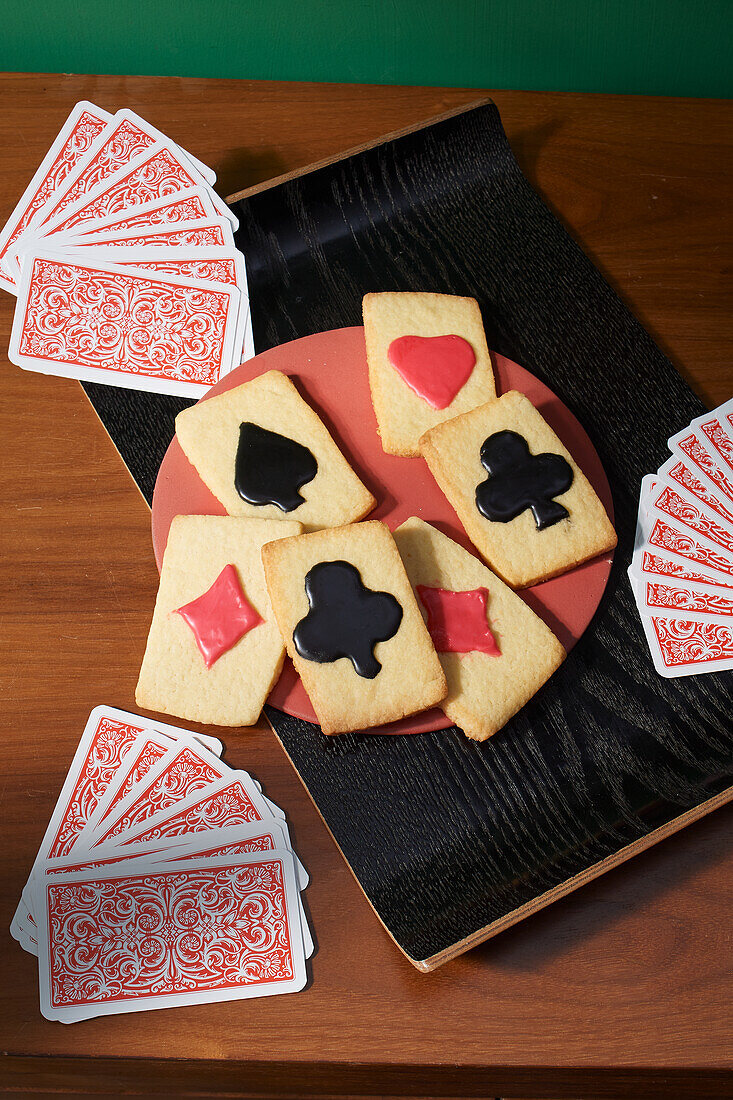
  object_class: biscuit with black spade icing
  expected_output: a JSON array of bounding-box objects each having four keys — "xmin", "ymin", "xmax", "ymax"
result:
[
  {"xmin": 261, "ymin": 520, "xmax": 447, "ymax": 734},
  {"xmin": 175, "ymin": 370, "xmax": 375, "ymax": 529},
  {"xmin": 419, "ymin": 390, "xmax": 616, "ymax": 588},
  {"xmin": 363, "ymin": 291, "xmax": 496, "ymax": 457},
  {"xmin": 394, "ymin": 518, "xmax": 565, "ymax": 740},
  {"xmin": 136, "ymin": 515, "xmax": 301, "ymax": 726}
]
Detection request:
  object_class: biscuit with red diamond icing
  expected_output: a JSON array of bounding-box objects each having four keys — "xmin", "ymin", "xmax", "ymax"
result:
[
  {"xmin": 394, "ymin": 517, "xmax": 565, "ymax": 740},
  {"xmin": 175, "ymin": 370, "xmax": 375, "ymax": 529},
  {"xmin": 363, "ymin": 291, "xmax": 496, "ymax": 456},
  {"xmin": 261, "ymin": 520, "xmax": 447, "ymax": 734},
  {"xmin": 136, "ymin": 514, "xmax": 301, "ymax": 726},
  {"xmin": 419, "ymin": 390, "xmax": 617, "ymax": 588}
]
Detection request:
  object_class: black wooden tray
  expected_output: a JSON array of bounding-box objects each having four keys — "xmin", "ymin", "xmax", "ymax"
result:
[{"xmin": 82, "ymin": 99, "xmax": 732, "ymax": 970}]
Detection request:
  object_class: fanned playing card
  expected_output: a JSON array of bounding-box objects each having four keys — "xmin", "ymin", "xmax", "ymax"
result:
[
  {"xmin": 9, "ymin": 252, "xmax": 243, "ymax": 398},
  {"xmin": 12, "ymin": 706, "xmax": 312, "ymax": 1015},
  {"xmin": 0, "ymin": 101, "xmax": 252, "ymax": 398},
  {"xmin": 0, "ymin": 101, "xmax": 111, "ymax": 291},
  {"xmin": 35, "ymin": 852, "xmax": 307, "ymax": 1022},
  {"xmin": 629, "ymin": 398, "xmax": 733, "ymax": 676}
]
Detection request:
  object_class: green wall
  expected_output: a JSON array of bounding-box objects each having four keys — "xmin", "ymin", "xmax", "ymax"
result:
[{"xmin": 3, "ymin": 0, "xmax": 730, "ymax": 97}]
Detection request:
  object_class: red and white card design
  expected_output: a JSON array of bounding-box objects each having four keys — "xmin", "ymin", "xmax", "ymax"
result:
[
  {"xmin": 630, "ymin": 400, "xmax": 733, "ymax": 676},
  {"xmin": 13, "ymin": 708, "xmax": 311, "ymax": 1016},
  {"xmin": 10, "ymin": 706, "xmax": 220, "ymax": 943},
  {"xmin": 85, "ymin": 738, "xmax": 231, "ymax": 849},
  {"xmin": 1, "ymin": 103, "xmax": 252, "ymax": 396},
  {"xmin": 9, "ymin": 251, "xmax": 242, "ymax": 398},
  {"xmin": 22, "ymin": 140, "xmax": 235, "ymax": 245},
  {"xmin": 64, "ymin": 216, "xmax": 234, "ymax": 251},
  {"xmin": 34, "ymin": 852, "xmax": 306, "ymax": 1022},
  {"xmin": 25, "ymin": 110, "xmax": 212, "ymax": 242},
  {"xmin": 57, "ymin": 188, "xmax": 220, "ymax": 241},
  {"xmin": 53, "ymin": 246, "xmax": 251, "ymax": 362},
  {"xmin": 0, "ymin": 101, "xmax": 111, "ymax": 291},
  {"xmin": 28, "ymin": 108, "xmax": 215, "ymax": 234}
]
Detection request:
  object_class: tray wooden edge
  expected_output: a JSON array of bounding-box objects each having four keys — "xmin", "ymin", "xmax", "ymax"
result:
[
  {"xmin": 266, "ymin": 704, "xmax": 733, "ymax": 972},
  {"xmin": 225, "ymin": 96, "xmax": 493, "ymax": 204}
]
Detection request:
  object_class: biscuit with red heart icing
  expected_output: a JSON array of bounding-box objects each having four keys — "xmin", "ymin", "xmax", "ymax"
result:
[{"xmin": 363, "ymin": 291, "xmax": 496, "ymax": 456}]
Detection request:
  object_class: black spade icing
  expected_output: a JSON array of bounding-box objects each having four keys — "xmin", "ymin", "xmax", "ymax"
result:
[
  {"xmin": 234, "ymin": 422, "xmax": 317, "ymax": 512},
  {"xmin": 475, "ymin": 429, "xmax": 573, "ymax": 530},
  {"xmin": 293, "ymin": 560, "xmax": 403, "ymax": 679}
]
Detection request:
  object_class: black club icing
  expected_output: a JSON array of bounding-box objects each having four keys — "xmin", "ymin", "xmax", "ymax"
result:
[
  {"xmin": 475, "ymin": 429, "xmax": 573, "ymax": 530},
  {"xmin": 293, "ymin": 560, "xmax": 403, "ymax": 679},
  {"xmin": 234, "ymin": 422, "xmax": 317, "ymax": 512}
]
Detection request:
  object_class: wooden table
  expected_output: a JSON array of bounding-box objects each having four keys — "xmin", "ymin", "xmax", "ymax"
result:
[{"xmin": 1, "ymin": 73, "xmax": 731, "ymax": 1100}]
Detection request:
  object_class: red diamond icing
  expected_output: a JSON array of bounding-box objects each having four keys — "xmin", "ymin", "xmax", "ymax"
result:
[
  {"xmin": 417, "ymin": 586, "xmax": 500, "ymax": 656},
  {"xmin": 387, "ymin": 334, "xmax": 476, "ymax": 409},
  {"xmin": 174, "ymin": 564, "xmax": 263, "ymax": 668}
]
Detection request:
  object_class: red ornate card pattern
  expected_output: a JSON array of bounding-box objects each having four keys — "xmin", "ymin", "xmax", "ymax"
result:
[
  {"xmin": 0, "ymin": 104, "xmax": 109, "ymax": 282},
  {"xmin": 699, "ymin": 416, "xmax": 733, "ymax": 471},
  {"xmin": 121, "ymin": 779, "xmax": 264, "ymax": 846},
  {"xmin": 649, "ymin": 617, "xmax": 733, "ymax": 669},
  {"xmin": 48, "ymin": 146, "xmax": 201, "ymax": 236},
  {"xmin": 645, "ymin": 582, "xmax": 733, "ymax": 617},
  {"xmin": 648, "ymin": 518, "xmax": 733, "ymax": 578},
  {"xmin": 38, "ymin": 118, "xmax": 156, "ymax": 229},
  {"xmin": 639, "ymin": 550, "xmax": 733, "ymax": 589},
  {"xmin": 93, "ymin": 737, "xmax": 170, "ymax": 830},
  {"xmin": 92, "ymin": 745, "xmax": 224, "ymax": 846},
  {"xmin": 653, "ymin": 484, "xmax": 733, "ymax": 553},
  {"xmin": 116, "ymin": 257, "xmax": 238, "ymax": 285},
  {"xmin": 93, "ymin": 224, "xmax": 227, "ymax": 248},
  {"xmin": 42, "ymin": 858, "xmax": 303, "ymax": 1016},
  {"xmin": 676, "ymin": 433, "xmax": 733, "ymax": 506},
  {"xmin": 46, "ymin": 715, "xmax": 145, "ymax": 859},
  {"xmin": 17, "ymin": 257, "xmax": 233, "ymax": 385},
  {"xmin": 666, "ymin": 461, "xmax": 733, "ymax": 529},
  {"xmin": 75, "ymin": 193, "xmax": 212, "ymax": 236}
]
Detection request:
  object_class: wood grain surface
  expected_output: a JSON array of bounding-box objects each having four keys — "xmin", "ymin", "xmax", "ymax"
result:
[{"xmin": 0, "ymin": 73, "xmax": 731, "ymax": 1099}]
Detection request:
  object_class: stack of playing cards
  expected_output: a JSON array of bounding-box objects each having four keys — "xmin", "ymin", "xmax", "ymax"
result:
[
  {"xmin": 0, "ymin": 102, "xmax": 253, "ymax": 398},
  {"xmin": 11, "ymin": 706, "xmax": 310, "ymax": 1022},
  {"xmin": 629, "ymin": 397, "xmax": 733, "ymax": 677}
]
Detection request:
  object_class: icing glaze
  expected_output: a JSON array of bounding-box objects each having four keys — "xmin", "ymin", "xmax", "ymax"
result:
[
  {"xmin": 387, "ymin": 334, "xmax": 476, "ymax": 409},
  {"xmin": 235, "ymin": 422, "xmax": 317, "ymax": 511},
  {"xmin": 417, "ymin": 585, "xmax": 500, "ymax": 656},
  {"xmin": 476, "ymin": 429, "xmax": 573, "ymax": 530},
  {"xmin": 293, "ymin": 560, "xmax": 403, "ymax": 679},
  {"xmin": 174, "ymin": 563, "xmax": 263, "ymax": 668}
]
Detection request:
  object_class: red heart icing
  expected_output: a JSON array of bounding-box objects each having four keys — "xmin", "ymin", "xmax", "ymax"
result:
[{"xmin": 387, "ymin": 334, "xmax": 476, "ymax": 409}]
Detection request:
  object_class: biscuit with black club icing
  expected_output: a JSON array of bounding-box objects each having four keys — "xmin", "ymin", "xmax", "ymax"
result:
[
  {"xmin": 261, "ymin": 520, "xmax": 447, "ymax": 735},
  {"xmin": 419, "ymin": 390, "xmax": 617, "ymax": 588},
  {"xmin": 136, "ymin": 515, "xmax": 301, "ymax": 726},
  {"xmin": 175, "ymin": 370, "xmax": 375, "ymax": 529},
  {"xmin": 363, "ymin": 291, "xmax": 496, "ymax": 457},
  {"xmin": 394, "ymin": 517, "xmax": 565, "ymax": 740}
]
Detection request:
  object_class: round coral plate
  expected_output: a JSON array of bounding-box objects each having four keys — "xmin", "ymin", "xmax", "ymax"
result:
[{"xmin": 152, "ymin": 327, "xmax": 615, "ymax": 734}]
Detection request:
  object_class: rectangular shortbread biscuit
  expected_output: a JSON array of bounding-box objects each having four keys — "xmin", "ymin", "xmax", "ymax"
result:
[
  {"xmin": 420, "ymin": 390, "xmax": 617, "ymax": 588},
  {"xmin": 363, "ymin": 291, "xmax": 496, "ymax": 456},
  {"xmin": 136, "ymin": 515, "xmax": 301, "ymax": 726},
  {"xmin": 175, "ymin": 370, "xmax": 375, "ymax": 529},
  {"xmin": 394, "ymin": 518, "xmax": 566, "ymax": 740},
  {"xmin": 261, "ymin": 520, "xmax": 447, "ymax": 734}
]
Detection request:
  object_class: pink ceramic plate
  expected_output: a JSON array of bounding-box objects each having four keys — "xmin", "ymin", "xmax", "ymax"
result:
[{"xmin": 152, "ymin": 327, "xmax": 615, "ymax": 734}]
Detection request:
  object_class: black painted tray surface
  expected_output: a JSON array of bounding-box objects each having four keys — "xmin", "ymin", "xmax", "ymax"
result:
[{"xmin": 82, "ymin": 101, "xmax": 732, "ymax": 967}]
